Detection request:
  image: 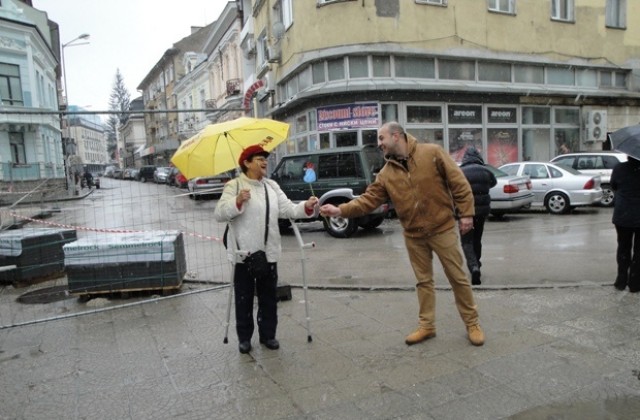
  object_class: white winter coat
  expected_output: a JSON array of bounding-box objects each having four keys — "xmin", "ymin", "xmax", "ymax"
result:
[{"xmin": 213, "ymin": 173, "xmax": 314, "ymax": 263}]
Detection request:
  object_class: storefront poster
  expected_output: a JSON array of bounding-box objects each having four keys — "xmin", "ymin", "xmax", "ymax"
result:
[
  {"xmin": 487, "ymin": 128, "xmax": 518, "ymax": 166},
  {"xmin": 317, "ymin": 103, "xmax": 379, "ymax": 130},
  {"xmin": 449, "ymin": 128, "xmax": 482, "ymax": 163}
]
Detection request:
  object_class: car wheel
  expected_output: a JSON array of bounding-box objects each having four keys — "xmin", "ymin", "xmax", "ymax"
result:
[
  {"xmin": 141, "ymin": 177, "xmax": 147, "ymax": 183},
  {"xmin": 600, "ymin": 184, "xmax": 615, "ymax": 207},
  {"xmin": 358, "ymin": 216, "xmax": 385, "ymax": 230},
  {"xmin": 545, "ymin": 192, "xmax": 570, "ymax": 214},
  {"xmin": 323, "ymin": 214, "xmax": 358, "ymax": 238}
]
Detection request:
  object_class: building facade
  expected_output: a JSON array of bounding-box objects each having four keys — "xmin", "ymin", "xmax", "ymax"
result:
[
  {"xmin": 238, "ymin": 0, "xmax": 640, "ymax": 166},
  {"xmin": 0, "ymin": 0, "xmax": 65, "ymax": 194},
  {"xmin": 119, "ymin": 96, "xmax": 146, "ymax": 168},
  {"xmin": 137, "ymin": 23, "xmax": 217, "ymax": 166}
]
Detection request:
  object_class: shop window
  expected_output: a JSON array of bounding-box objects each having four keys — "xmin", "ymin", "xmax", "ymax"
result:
[
  {"xmin": 348, "ymin": 56, "xmax": 368, "ymax": 79},
  {"xmin": 296, "ymin": 114, "xmax": 308, "ymax": 133},
  {"xmin": 381, "ymin": 104, "xmax": 398, "ymax": 123},
  {"xmin": 0, "ymin": 63, "xmax": 24, "ymax": 106},
  {"xmin": 394, "ymin": 56, "xmax": 435, "ymax": 79},
  {"xmin": 335, "ymin": 131, "xmax": 357, "ymax": 147},
  {"xmin": 576, "ymin": 69, "xmax": 597, "ymax": 87},
  {"xmin": 372, "ymin": 56, "xmax": 391, "ymax": 77},
  {"xmin": 551, "ymin": 0, "xmax": 574, "ymax": 22},
  {"xmin": 614, "ymin": 71, "xmax": 626, "ymax": 88},
  {"xmin": 522, "ymin": 128, "xmax": 551, "ymax": 161},
  {"xmin": 320, "ymin": 132, "xmax": 331, "ymax": 149},
  {"xmin": 362, "ymin": 130, "xmax": 377, "ymax": 146},
  {"xmin": 308, "ymin": 110, "xmax": 317, "ymax": 131},
  {"xmin": 487, "ymin": 129, "xmax": 518, "ymax": 167},
  {"xmin": 449, "ymin": 128, "xmax": 482, "ymax": 163},
  {"xmin": 514, "ymin": 64, "xmax": 544, "ymax": 84},
  {"xmin": 439, "ymin": 59, "xmax": 475, "ymax": 81},
  {"xmin": 547, "ymin": 67, "xmax": 574, "ymax": 85},
  {"xmin": 297, "ymin": 136, "xmax": 309, "ymax": 152},
  {"xmin": 312, "ymin": 62, "xmax": 325, "ymax": 84},
  {"xmin": 605, "ymin": 0, "xmax": 626, "ymax": 28},
  {"xmin": 522, "ymin": 107, "xmax": 550, "ymax": 125},
  {"xmin": 406, "ymin": 128, "xmax": 443, "ymax": 148},
  {"xmin": 328, "ymin": 58, "xmax": 345, "ymax": 81},
  {"xmin": 554, "ymin": 128, "xmax": 579, "ymax": 155},
  {"xmin": 448, "ymin": 105, "xmax": 482, "ymax": 125},
  {"xmin": 407, "ymin": 105, "xmax": 442, "ymax": 123},
  {"xmin": 298, "ymin": 67, "xmax": 312, "ymax": 91},
  {"xmin": 554, "ymin": 108, "xmax": 579, "ymax": 124},
  {"xmin": 478, "ymin": 62, "xmax": 511, "ymax": 82}
]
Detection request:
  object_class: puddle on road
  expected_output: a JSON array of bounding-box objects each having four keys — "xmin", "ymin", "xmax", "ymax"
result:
[{"xmin": 509, "ymin": 396, "xmax": 640, "ymax": 419}]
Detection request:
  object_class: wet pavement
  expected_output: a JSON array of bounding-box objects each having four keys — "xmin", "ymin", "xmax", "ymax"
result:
[
  {"xmin": 1, "ymin": 203, "xmax": 640, "ymax": 419},
  {"xmin": 1, "ymin": 284, "xmax": 640, "ymax": 419}
]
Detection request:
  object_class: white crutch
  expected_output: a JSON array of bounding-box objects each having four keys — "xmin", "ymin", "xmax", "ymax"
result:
[
  {"xmin": 289, "ymin": 219, "xmax": 315, "ymax": 342},
  {"xmin": 223, "ymin": 224, "xmax": 249, "ymax": 344}
]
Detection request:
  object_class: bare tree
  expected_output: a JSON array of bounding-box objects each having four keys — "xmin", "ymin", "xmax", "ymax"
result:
[{"xmin": 106, "ymin": 69, "xmax": 131, "ymax": 160}]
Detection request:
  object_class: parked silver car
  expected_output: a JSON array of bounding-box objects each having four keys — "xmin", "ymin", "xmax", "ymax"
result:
[
  {"xmin": 485, "ymin": 165, "xmax": 534, "ymax": 217},
  {"xmin": 549, "ymin": 152, "xmax": 627, "ymax": 207},
  {"xmin": 187, "ymin": 171, "xmax": 234, "ymax": 199},
  {"xmin": 498, "ymin": 162, "xmax": 602, "ymax": 214}
]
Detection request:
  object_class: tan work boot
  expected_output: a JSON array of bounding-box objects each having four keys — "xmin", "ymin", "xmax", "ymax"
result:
[
  {"xmin": 405, "ymin": 327, "xmax": 436, "ymax": 345},
  {"xmin": 467, "ymin": 325, "xmax": 485, "ymax": 346}
]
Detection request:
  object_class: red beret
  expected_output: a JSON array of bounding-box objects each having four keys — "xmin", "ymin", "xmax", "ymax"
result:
[{"xmin": 238, "ymin": 145, "xmax": 270, "ymax": 168}]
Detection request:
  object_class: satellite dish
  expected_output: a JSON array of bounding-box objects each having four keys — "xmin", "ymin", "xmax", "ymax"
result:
[{"xmin": 272, "ymin": 22, "xmax": 285, "ymax": 40}]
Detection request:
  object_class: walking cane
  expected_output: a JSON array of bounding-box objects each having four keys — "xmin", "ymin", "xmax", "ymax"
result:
[
  {"xmin": 289, "ymin": 219, "xmax": 315, "ymax": 342},
  {"xmin": 223, "ymin": 223, "xmax": 249, "ymax": 344}
]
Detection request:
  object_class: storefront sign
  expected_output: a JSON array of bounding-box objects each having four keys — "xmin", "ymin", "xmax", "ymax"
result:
[
  {"xmin": 488, "ymin": 107, "xmax": 517, "ymax": 124},
  {"xmin": 317, "ymin": 103, "xmax": 379, "ymax": 130},
  {"xmin": 448, "ymin": 105, "xmax": 482, "ymax": 124}
]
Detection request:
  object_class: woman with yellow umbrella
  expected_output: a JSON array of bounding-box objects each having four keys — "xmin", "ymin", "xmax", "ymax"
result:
[{"xmin": 214, "ymin": 145, "xmax": 318, "ymax": 354}]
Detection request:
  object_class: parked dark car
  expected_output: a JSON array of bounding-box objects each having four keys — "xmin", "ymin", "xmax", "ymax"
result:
[
  {"xmin": 136, "ymin": 165, "xmax": 156, "ymax": 183},
  {"xmin": 271, "ymin": 145, "xmax": 392, "ymax": 238}
]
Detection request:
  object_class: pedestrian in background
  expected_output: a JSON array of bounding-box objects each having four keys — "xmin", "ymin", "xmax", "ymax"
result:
[
  {"xmin": 611, "ymin": 156, "xmax": 640, "ymax": 292},
  {"xmin": 214, "ymin": 145, "xmax": 318, "ymax": 354},
  {"xmin": 459, "ymin": 147, "xmax": 497, "ymax": 285},
  {"xmin": 320, "ymin": 122, "xmax": 485, "ymax": 347}
]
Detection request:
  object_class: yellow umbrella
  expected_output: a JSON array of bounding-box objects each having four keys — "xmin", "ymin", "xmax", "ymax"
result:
[{"xmin": 170, "ymin": 117, "xmax": 290, "ymax": 179}]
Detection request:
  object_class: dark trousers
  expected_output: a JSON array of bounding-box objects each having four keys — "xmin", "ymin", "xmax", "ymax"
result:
[
  {"xmin": 234, "ymin": 261, "xmax": 278, "ymax": 342},
  {"xmin": 615, "ymin": 226, "xmax": 640, "ymax": 291},
  {"xmin": 461, "ymin": 215, "xmax": 487, "ymax": 272}
]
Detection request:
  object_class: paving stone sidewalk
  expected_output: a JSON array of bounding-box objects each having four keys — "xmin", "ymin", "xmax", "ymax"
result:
[{"xmin": 1, "ymin": 284, "xmax": 639, "ymax": 420}]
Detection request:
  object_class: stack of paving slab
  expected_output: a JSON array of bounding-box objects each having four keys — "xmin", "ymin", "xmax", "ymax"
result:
[
  {"xmin": 0, "ymin": 227, "xmax": 77, "ymax": 286},
  {"xmin": 64, "ymin": 230, "xmax": 186, "ymax": 295}
]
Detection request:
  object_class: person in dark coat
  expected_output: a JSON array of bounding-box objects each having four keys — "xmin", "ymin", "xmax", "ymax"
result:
[
  {"xmin": 460, "ymin": 147, "xmax": 497, "ymax": 285},
  {"xmin": 611, "ymin": 156, "xmax": 640, "ymax": 292}
]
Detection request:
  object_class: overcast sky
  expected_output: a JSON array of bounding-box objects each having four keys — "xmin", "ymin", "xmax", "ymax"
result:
[{"xmin": 34, "ymin": 0, "xmax": 229, "ymax": 112}]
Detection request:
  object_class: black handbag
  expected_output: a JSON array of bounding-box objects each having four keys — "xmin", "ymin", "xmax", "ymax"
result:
[{"xmin": 236, "ymin": 183, "xmax": 272, "ymax": 279}]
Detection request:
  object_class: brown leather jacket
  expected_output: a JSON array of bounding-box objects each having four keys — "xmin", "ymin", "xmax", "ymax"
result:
[{"xmin": 339, "ymin": 135, "xmax": 474, "ymax": 238}]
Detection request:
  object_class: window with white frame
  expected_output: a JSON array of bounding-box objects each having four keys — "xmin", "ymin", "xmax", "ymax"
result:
[
  {"xmin": 488, "ymin": 0, "xmax": 514, "ymax": 13},
  {"xmin": 275, "ymin": 0, "xmax": 293, "ymax": 29},
  {"xmin": 551, "ymin": 0, "xmax": 574, "ymax": 21},
  {"xmin": 415, "ymin": 0, "xmax": 447, "ymax": 5},
  {"xmin": 605, "ymin": 0, "xmax": 626, "ymax": 28}
]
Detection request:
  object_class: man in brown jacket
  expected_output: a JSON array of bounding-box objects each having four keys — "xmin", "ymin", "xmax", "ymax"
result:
[{"xmin": 320, "ymin": 122, "xmax": 484, "ymax": 346}]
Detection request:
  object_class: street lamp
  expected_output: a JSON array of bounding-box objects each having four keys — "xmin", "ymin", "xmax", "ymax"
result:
[
  {"xmin": 60, "ymin": 33, "xmax": 90, "ymax": 196},
  {"xmin": 61, "ymin": 33, "xmax": 90, "ymax": 107}
]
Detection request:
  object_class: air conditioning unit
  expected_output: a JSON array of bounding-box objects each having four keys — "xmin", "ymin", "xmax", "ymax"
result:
[
  {"xmin": 585, "ymin": 110, "xmax": 607, "ymax": 142},
  {"xmin": 267, "ymin": 46, "xmax": 281, "ymax": 63}
]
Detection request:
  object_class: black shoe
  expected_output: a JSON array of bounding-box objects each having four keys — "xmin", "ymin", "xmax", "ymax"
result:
[
  {"xmin": 614, "ymin": 280, "xmax": 627, "ymax": 291},
  {"xmin": 260, "ymin": 338, "xmax": 280, "ymax": 350},
  {"xmin": 238, "ymin": 341, "xmax": 251, "ymax": 354},
  {"xmin": 471, "ymin": 270, "xmax": 481, "ymax": 286}
]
